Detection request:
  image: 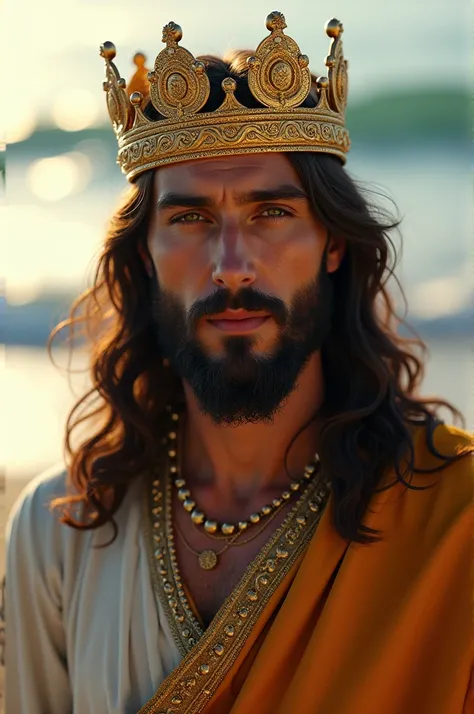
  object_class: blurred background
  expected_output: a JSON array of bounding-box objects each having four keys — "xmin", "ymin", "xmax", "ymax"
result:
[{"xmin": 1, "ymin": 0, "xmax": 472, "ymax": 535}]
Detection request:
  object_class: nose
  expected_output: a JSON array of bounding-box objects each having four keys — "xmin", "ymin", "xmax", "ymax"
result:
[{"xmin": 211, "ymin": 222, "xmax": 257, "ymax": 291}]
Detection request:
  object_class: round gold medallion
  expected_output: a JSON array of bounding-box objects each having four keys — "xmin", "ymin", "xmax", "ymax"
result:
[
  {"xmin": 270, "ymin": 60, "xmax": 293, "ymax": 91},
  {"xmin": 167, "ymin": 72, "xmax": 188, "ymax": 100},
  {"xmin": 198, "ymin": 550, "xmax": 218, "ymax": 570}
]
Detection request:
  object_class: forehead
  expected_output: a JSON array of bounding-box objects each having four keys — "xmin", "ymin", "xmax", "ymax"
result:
[{"xmin": 154, "ymin": 153, "xmax": 302, "ymax": 195}]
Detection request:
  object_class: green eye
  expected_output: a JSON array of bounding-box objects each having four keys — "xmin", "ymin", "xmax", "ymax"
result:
[
  {"xmin": 261, "ymin": 207, "xmax": 288, "ymax": 218},
  {"xmin": 169, "ymin": 212, "xmax": 207, "ymax": 225},
  {"xmin": 181, "ymin": 212, "xmax": 202, "ymax": 222}
]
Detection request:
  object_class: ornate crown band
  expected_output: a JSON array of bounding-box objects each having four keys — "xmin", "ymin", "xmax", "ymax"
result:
[{"xmin": 100, "ymin": 11, "xmax": 350, "ymax": 182}]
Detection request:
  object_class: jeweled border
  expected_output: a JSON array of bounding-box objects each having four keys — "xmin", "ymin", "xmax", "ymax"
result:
[
  {"xmin": 140, "ymin": 471, "xmax": 330, "ymax": 714},
  {"xmin": 144, "ymin": 468, "xmax": 204, "ymax": 658}
]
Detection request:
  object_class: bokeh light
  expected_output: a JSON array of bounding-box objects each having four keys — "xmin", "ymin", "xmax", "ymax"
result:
[
  {"xmin": 4, "ymin": 98, "xmax": 37, "ymax": 144},
  {"xmin": 26, "ymin": 152, "xmax": 92, "ymax": 201},
  {"xmin": 52, "ymin": 88, "xmax": 100, "ymax": 132},
  {"xmin": 0, "ymin": 204, "xmax": 101, "ymax": 301},
  {"xmin": 410, "ymin": 275, "xmax": 472, "ymax": 320}
]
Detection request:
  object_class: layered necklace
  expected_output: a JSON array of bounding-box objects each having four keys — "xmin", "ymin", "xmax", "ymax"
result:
[{"xmin": 165, "ymin": 406, "xmax": 322, "ymax": 570}]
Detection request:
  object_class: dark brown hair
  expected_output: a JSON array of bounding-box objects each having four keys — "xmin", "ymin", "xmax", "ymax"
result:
[{"xmin": 48, "ymin": 52, "xmax": 472, "ymax": 544}]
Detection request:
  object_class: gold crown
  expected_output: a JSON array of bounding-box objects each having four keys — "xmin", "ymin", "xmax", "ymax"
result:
[{"xmin": 100, "ymin": 12, "xmax": 350, "ymax": 182}]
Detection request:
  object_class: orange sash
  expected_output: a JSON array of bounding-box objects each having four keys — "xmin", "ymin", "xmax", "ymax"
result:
[{"xmin": 140, "ymin": 424, "xmax": 473, "ymax": 714}]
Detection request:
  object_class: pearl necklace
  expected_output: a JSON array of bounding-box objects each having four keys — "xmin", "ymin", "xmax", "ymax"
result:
[{"xmin": 165, "ymin": 407, "xmax": 321, "ymax": 538}]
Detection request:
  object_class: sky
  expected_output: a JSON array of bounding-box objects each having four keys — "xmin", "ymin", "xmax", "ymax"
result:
[{"xmin": 2, "ymin": 0, "xmax": 470, "ymax": 138}]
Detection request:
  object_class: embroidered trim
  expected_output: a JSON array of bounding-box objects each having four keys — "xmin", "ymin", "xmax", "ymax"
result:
[
  {"xmin": 141, "ymin": 467, "xmax": 330, "ymax": 713},
  {"xmin": 144, "ymin": 468, "xmax": 205, "ymax": 657}
]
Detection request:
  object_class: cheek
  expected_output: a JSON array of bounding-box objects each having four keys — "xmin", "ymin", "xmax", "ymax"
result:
[
  {"xmin": 148, "ymin": 235, "xmax": 187, "ymax": 284},
  {"xmin": 148, "ymin": 236, "xmax": 208, "ymax": 304},
  {"xmin": 268, "ymin": 233, "xmax": 322, "ymax": 293},
  {"xmin": 153, "ymin": 250, "xmax": 183, "ymax": 289}
]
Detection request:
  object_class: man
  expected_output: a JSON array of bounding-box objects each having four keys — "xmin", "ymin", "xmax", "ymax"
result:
[{"xmin": 6, "ymin": 12, "xmax": 473, "ymax": 714}]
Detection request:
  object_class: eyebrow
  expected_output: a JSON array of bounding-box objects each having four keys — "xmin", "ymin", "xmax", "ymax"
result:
[{"xmin": 156, "ymin": 184, "xmax": 308, "ymax": 211}]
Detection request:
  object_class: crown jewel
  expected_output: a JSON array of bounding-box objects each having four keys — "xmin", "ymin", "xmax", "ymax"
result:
[{"xmin": 100, "ymin": 12, "xmax": 350, "ymax": 181}]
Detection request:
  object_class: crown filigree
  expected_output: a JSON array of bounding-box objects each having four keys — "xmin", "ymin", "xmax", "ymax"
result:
[{"xmin": 100, "ymin": 12, "xmax": 350, "ymax": 181}]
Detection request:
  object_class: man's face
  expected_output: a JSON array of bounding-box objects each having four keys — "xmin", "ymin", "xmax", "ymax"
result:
[{"xmin": 145, "ymin": 153, "xmax": 343, "ymax": 425}]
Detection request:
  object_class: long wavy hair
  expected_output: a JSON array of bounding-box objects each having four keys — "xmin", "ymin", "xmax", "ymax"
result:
[{"xmin": 48, "ymin": 52, "xmax": 471, "ymax": 544}]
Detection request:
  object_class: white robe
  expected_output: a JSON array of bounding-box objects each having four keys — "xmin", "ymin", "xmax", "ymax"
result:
[{"xmin": 6, "ymin": 465, "xmax": 183, "ymax": 714}]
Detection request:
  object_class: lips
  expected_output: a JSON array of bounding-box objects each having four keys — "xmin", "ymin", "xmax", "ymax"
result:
[
  {"xmin": 206, "ymin": 310, "xmax": 271, "ymax": 333},
  {"xmin": 207, "ymin": 310, "xmax": 270, "ymax": 321}
]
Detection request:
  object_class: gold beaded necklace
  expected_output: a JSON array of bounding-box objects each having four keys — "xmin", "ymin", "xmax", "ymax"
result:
[
  {"xmin": 174, "ymin": 490, "xmax": 294, "ymax": 569},
  {"xmin": 174, "ymin": 517, "xmax": 242, "ymax": 569},
  {"xmin": 165, "ymin": 406, "xmax": 321, "ymax": 541}
]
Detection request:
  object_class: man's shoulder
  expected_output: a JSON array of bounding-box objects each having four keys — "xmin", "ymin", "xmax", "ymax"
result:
[
  {"xmin": 7, "ymin": 463, "xmax": 146, "ymax": 548},
  {"xmin": 430, "ymin": 421, "xmax": 473, "ymax": 451},
  {"xmin": 6, "ymin": 463, "xmax": 69, "ymax": 545},
  {"xmin": 411, "ymin": 421, "xmax": 473, "ymax": 512},
  {"xmin": 413, "ymin": 421, "xmax": 473, "ymax": 467}
]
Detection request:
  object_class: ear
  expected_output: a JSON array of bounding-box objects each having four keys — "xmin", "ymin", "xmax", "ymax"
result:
[
  {"xmin": 326, "ymin": 234, "xmax": 346, "ymax": 274},
  {"xmin": 138, "ymin": 243, "xmax": 154, "ymax": 277}
]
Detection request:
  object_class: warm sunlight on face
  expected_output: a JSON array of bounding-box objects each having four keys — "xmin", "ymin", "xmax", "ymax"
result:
[
  {"xmin": 147, "ymin": 153, "xmax": 332, "ymax": 355},
  {"xmin": 145, "ymin": 153, "xmax": 346, "ymax": 424}
]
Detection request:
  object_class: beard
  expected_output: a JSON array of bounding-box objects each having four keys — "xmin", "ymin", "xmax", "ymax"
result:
[{"xmin": 149, "ymin": 252, "xmax": 333, "ymax": 426}]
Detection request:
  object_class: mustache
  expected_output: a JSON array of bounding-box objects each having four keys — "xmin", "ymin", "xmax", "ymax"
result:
[{"xmin": 187, "ymin": 288, "xmax": 288, "ymax": 329}]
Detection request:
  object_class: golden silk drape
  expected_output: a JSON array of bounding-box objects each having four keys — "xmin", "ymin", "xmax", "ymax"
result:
[{"xmin": 140, "ymin": 424, "xmax": 473, "ymax": 714}]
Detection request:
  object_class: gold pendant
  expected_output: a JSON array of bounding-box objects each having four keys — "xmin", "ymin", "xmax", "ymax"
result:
[{"xmin": 198, "ymin": 550, "xmax": 218, "ymax": 570}]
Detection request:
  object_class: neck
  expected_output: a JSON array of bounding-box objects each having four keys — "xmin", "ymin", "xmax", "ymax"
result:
[{"xmin": 179, "ymin": 352, "xmax": 323, "ymax": 505}]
